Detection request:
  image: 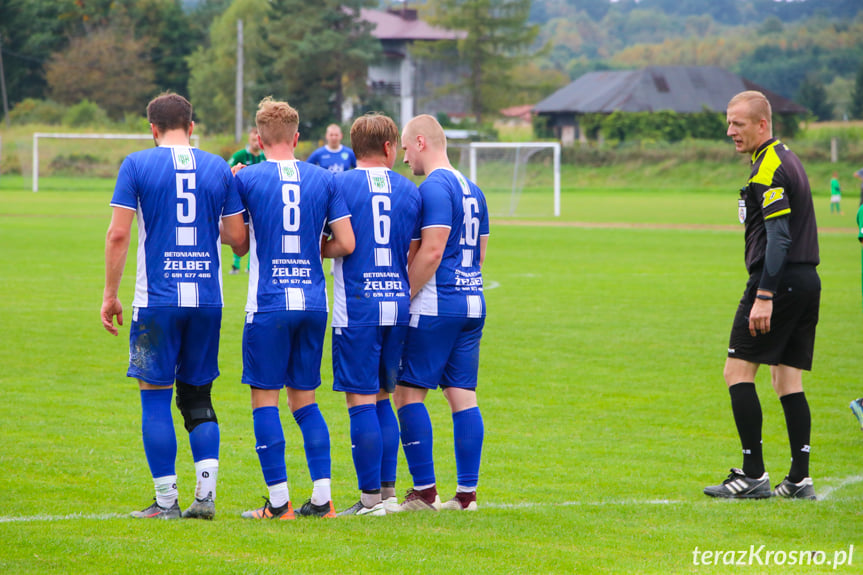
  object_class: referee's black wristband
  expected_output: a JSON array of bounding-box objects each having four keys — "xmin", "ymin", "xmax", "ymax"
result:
[{"xmin": 755, "ymin": 294, "xmax": 774, "ymax": 301}]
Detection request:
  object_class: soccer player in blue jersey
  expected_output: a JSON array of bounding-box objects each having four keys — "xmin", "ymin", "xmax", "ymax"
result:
[
  {"xmin": 306, "ymin": 124, "xmax": 356, "ymax": 173},
  {"xmin": 101, "ymin": 93, "xmax": 247, "ymax": 520},
  {"xmin": 232, "ymin": 98, "xmax": 355, "ymax": 520},
  {"xmin": 329, "ymin": 113, "xmax": 422, "ymax": 516},
  {"xmin": 390, "ymin": 114, "xmax": 489, "ymax": 512}
]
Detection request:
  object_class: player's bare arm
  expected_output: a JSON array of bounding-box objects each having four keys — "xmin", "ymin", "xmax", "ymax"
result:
[
  {"xmin": 409, "ymin": 226, "xmax": 448, "ymax": 299},
  {"xmin": 101, "ymin": 206, "xmax": 135, "ymax": 335},
  {"xmin": 321, "ymin": 217, "xmax": 355, "ymax": 258},
  {"xmin": 221, "ymin": 213, "xmax": 248, "ymax": 255},
  {"xmin": 407, "ymin": 238, "xmax": 420, "ymax": 269}
]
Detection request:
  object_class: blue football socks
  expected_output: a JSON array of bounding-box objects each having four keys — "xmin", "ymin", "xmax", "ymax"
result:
[
  {"xmin": 140, "ymin": 388, "xmax": 177, "ymax": 478},
  {"xmin": 188, "ymin": 421, "xmax": 220, "ymax": 462},
  {"xmin": 252, "ymin": 406, "xmax": 287, "ymax": 486},
  {"xmin": 292, "ymin": 403, "xmax": 331, "ymax": 481},
  {"xmin": 349, "ymin": 404, "xmax": 382, "ymax": 491},
  {"xmin": 398, "ymin": 402, "xmax": 435, "ymax": 487},
  {"xmin": 376, "ymin": 398, "xmax": 400, "ymax": 485},
  {"xmin": 453, "ymin": 407, "xmax": 484, "ymax": 489}
]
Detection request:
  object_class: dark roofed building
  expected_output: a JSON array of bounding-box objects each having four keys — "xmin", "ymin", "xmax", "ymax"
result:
[{"xmin": 534, "ymin": 66, "xmax": 807, "ymax": 145}]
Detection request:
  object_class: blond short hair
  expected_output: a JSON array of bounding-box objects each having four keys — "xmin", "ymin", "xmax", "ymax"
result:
[
  {"xmin": 350, "ymin": 113, "xmax": 398, "ymax": 160},
  {"xmin": 728, "ymin": 91, "xmax": 772, "ymax": 131},
  {"xmin": 255, "ymin": 97, "xmax": 299, "ymax": 146},
  {"xmin": 404, "ymin": 114, "xmax": 446, "ymax": 150}
]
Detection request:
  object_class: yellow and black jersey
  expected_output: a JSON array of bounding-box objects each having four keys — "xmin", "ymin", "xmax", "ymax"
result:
[{"xmin": 740, "ymin": 138, "xmax": 819, "ymax": 273}]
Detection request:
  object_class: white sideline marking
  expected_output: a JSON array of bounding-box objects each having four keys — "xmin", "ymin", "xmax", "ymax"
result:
[
  {"xmin": 1, "ymin": 501, "xmax": 682, "ymax": 522},
  {"xmin": 815, "ymin": 475, "xmax": 863, "ymax": 501},
  {"xmin": 485, "ymin": 280, "xmax": 500, "ymax": 290},
  {"xmin": 4, "ymin": 478, "xmax": 863, "ymax": 523},
  {"xmin": 0, "ymin": 512, "xmax": 127, "ymax": 523},
  {"xmin": 486, "ymin": 499, "xmax": 683, "ymax": 509}
]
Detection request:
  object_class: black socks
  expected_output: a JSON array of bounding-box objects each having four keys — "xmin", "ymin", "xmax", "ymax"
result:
[{"xmin": 729, "ymin": 382, "xmax": 764, "ymax": 478}]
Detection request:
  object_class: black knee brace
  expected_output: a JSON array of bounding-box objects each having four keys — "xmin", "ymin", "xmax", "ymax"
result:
[{"xmin": 175, "ymin": 381, "xmax": 218, "ymax": 433}]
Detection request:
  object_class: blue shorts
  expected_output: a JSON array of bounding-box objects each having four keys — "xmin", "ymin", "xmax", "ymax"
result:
[
  {"xmin": 242, "ymin": 310, "xmax": 327, "ymax": 390},
  {"xmin": 332, "ymin": 325, "xmax": 408, "ymax": 395},
  {"xmin": 127, "ymin": 306, "xmax": 222, "ymax": 386},
  {"xmin": 399, "ymin": 314, "xmax": 485, "ymax": 390}
]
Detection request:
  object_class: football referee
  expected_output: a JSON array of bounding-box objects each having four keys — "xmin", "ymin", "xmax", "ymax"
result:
[{"xmin": 704, "ymin": 91, "xmax": 820, "ymax": 500}]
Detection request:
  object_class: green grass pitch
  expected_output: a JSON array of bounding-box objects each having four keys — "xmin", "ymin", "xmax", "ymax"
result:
[{"xmin": 1, "ymin": 172, "xmax": 863, "ymax": 574}]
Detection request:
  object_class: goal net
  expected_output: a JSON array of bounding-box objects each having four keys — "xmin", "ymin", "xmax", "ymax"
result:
[
  {"xmin": 450, "ymin": 142, "xmax": 561, "ymax": 218},
  {"xmin": 31, "ymin": 133, "xmax": 200, "ymax": 192}
]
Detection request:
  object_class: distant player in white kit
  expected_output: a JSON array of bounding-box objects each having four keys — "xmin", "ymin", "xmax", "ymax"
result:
[
  {"xmin": 101, "ymin": 92, "xmax": 247, "ymax": 520},
  {"xmin": 329, "ymin": 113, "xmax": 422, "ymax": 516},
  {"xmin": 232, "ymin": 97, "xmax": 355, "ymax": 520},
  {"xmin": 391, "ymin": 114, "xmax": 489, "ymax": 512}
]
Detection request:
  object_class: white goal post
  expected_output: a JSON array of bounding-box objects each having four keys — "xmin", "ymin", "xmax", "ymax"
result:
[
  {"xmin": 32, "ymin": 132, "xmax": 200, "ymax": 192},
  {"xmin": 467, "ymin": 141, "xmax": 561, "ymax": 217}
]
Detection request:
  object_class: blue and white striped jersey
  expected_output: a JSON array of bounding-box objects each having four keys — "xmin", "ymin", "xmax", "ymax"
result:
[
  {"xmin": 410, "ymin": 168, "xmax": 489, "ymax": 319},
  {"xmin": 235, "ymin": 159, "xmax": 350, "ymax": 313},
  {"xmin": 111, "ymin": 145, "xmax": 244, "ymax": 308},
  {"xmin": 331, "ymin": 167, "xmax": 421, "ymax": 327}
]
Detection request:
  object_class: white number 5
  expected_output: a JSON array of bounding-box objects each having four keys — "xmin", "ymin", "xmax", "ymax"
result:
[{"xmin": 176, "ymin": 173, "xmax": 196, "ymax": 223}]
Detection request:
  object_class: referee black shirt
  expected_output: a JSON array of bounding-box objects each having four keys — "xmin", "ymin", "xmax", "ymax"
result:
[{"xmin": 740, "ymin": 138, "xmax": 819, "ymax": 274}]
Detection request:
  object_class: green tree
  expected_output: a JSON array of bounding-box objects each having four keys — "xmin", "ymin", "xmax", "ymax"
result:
[
  {"xmin": 260, "ymin": 0, "xmax": 379, "ymax": 137},
  {"xmin": 796, "ymin": 73, "xmax": 833, "ymax": 121},
  {"xmin": 45, "ymin": 28, "xmax": 156, "ymax": 119},
  {"xmin": 420, "ymin": 0, "xmax": 541, "ymax": 122},
  {"xmin": 113, "ymin": 0, "xmax": 200, "ymax": 95},
  {"xmin": 851, "ymin": 62, "xmax": 863, "ymax": 120},
  {"xmin": 187, "ymin": 0, "xmax": 270, "ymax": 133},
  {"xmin": 0, "ymin": 0, "xmax": 70, "ymax": 108}
]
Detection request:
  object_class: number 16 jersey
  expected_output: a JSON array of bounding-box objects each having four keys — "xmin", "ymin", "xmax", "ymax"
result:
[{"xmin": 411, "ymin": 168, "xmax": 489, "ymax": 319}]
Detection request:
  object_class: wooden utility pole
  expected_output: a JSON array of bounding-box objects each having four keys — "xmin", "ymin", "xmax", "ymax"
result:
[{"xmin": 0, "ymin": 34, "xmax": 10, "ymax": 128}]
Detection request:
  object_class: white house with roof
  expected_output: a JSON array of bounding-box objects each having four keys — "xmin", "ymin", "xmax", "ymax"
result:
[{"xmin": 360, "ymin": 7, "xmax": 467, "ymax": 124}]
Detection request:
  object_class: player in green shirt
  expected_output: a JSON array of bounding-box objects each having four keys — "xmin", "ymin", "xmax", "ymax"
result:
[
  {"xmin": 830, "ymin": 172, "xmax": 842, "ymax": 214},
  {"xmin": 228, "ymin": 128, "xmax": 266, "ymax": 273}
]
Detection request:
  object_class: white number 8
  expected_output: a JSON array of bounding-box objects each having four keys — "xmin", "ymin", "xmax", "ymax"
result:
[{"xmin": 282, "ymin": 183, "xmax": 300, "ymax": 232}]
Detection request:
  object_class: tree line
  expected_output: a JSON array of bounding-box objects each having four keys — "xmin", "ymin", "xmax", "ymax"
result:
[
  {"xmin": 1, "ymin": 0, "xmax": 863, "ymax": 137},
  {"xmin": 533, "ymin": 1, "xmax": 863, "ymax": 120}
]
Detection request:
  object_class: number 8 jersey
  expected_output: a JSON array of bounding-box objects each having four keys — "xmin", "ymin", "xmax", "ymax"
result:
[
  {"xmin": 111, "ymin": 145, "xmax": 244, "ymax": 308},
  {"xmin": 411, "ymin": 168, "xmax": 489, "ymax": 319},
  {"xmin": 234, "ymin": 159, "xmax": 350, "ymax": 313}
]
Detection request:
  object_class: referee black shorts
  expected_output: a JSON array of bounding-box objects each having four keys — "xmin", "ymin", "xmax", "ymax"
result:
[{"xmin": 727, "ymin": 264, "xmax": 820, "ymax": 371}]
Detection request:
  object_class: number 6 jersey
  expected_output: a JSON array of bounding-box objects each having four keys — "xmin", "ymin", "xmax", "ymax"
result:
[
  {"xmin": 331, "ymin": 167, "xmax": 422, "ymax": 328},
  {"xmin": 110, "ymin": 145, "xmax": 244, "ymax": 308},
  {"xmin": 411, "ymin": 168, "xmax": 489, "ymax": 319}
]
